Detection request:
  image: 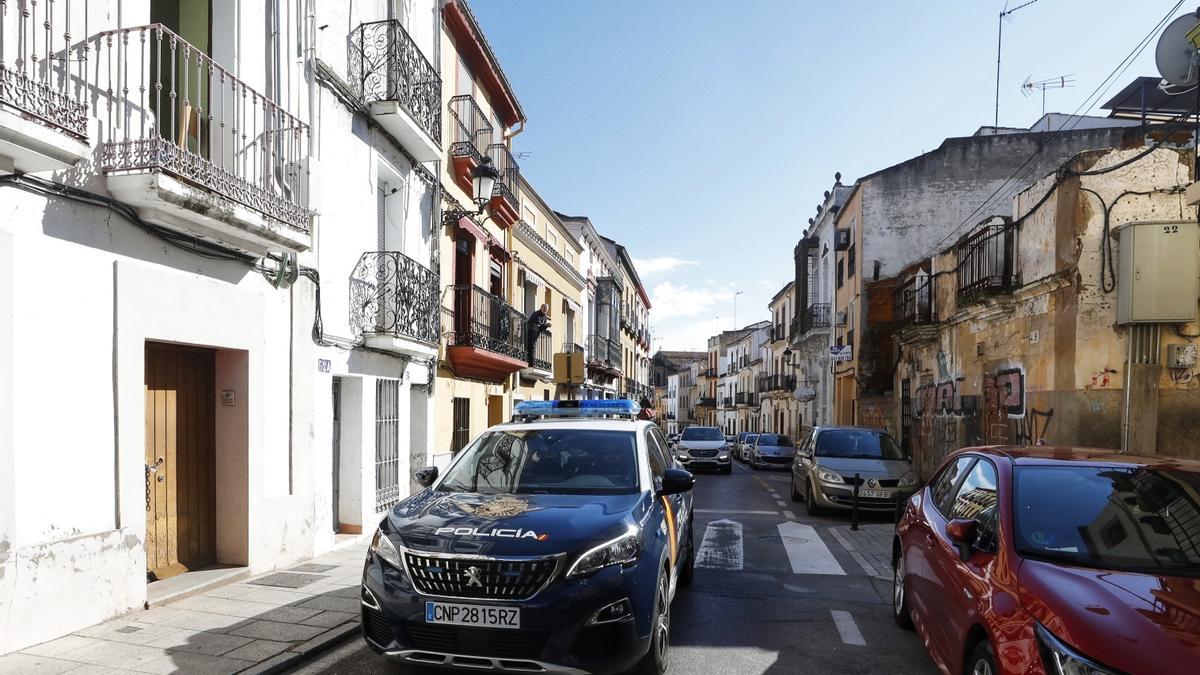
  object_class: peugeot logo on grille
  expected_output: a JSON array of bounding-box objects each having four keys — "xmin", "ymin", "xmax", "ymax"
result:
[
  {"xmin": 464, "ymin": 566, "xmax": 483, "ymax": 588},
  {"xmin": 867, "ymin": 478, "xmax": 879, "ymax": 489}
]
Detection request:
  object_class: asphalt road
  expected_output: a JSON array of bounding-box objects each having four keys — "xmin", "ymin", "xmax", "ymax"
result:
[{"xmin": 287, "ymin": 460, "xmax": 937, "ymax": 674}]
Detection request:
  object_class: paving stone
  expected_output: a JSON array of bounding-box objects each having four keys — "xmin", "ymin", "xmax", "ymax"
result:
[
  {"xmin": 74, "ymin": 621, "xmax": 183, "ymax": 646},
  {"xmin": 295, "ymin": 595, "xmax": 359, "ymax": 613},
  {"xmin": 171, "ymin": 596, "xmax": 276, "ymax": 619},
  {"xmin": 56, "ymin": 640, "xmax": 170, "ymax": 670},
  {"xmin": 221, "ymin": 639, "xmax": 292, "ymax": 662},
  {"xmin": 61, "ymin": 665, "xmax": 131, "ymax": 674},
  {"xmin": 0, "ymin": 653, "xmax": 79, "ymax": 674},
  {"xmin": 19, "ymin": 635, "xmax": 105, "ymax": 658},
  {"xmin": 247, "ymin": 573, "xmax": 327, "ymax": 590},
  {"xmin": 298, "ymin": 610, "xmax": 357, "ymax": 628},
  {"xmin": 135, "ymin": 651, "xmax": 253, "ymax": 675},
  {"xmin": 236, "ymin": 587, "xmax": 318, "ymax": 607},
  {"xmin": 290, "ymin": 622, "xmax": 361, "ymax": 657},
  {"xmin": 235, "ymin": 652, "xmax": 300, "ymax": 675},
  {"xmin": 227, "ymin": 620, "xmax": 325, "ymax": 643},
  {"xmin": 254, "ymin": 606, "xmax": 323, "ymax": 624},
  {"xmin": 288, "ymin": 564, "xmax": 337, "ymax": 574},
  {"xmin": 147, "ymin": 629, "xmax": 253, "ymax": 656}
]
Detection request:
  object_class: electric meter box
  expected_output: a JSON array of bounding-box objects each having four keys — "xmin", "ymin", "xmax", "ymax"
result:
[{"xmin": 1116, "ymin": 221, "xmax": 1198, "ymax": 325}]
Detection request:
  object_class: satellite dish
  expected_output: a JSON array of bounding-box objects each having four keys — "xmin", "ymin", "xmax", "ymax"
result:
[{"xmin": 1156, "ymin": 13, "xmax": 1200, "ymax": 87}]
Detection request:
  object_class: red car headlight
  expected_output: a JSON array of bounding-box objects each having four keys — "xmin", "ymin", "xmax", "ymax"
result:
[{"xmin": 1034, "ymin": 622, "xmax": 1121, "ymax": 675}]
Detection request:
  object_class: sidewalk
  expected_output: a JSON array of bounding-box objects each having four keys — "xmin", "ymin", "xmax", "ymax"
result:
[
  {"xmin": 825, "ymin": 523, "xmax": 895, "ymax": 580},
  {"xmin": 0, "ymin": 538, "xmax": 370, "ymax": 675}
]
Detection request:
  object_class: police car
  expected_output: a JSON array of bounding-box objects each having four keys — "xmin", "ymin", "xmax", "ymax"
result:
[{"xmin": 361, "ymin": 399, "xmax": 696, "ymax": 674}]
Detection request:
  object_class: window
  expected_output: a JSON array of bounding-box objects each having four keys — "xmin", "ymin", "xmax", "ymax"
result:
[
  {"xmin": 440, "ymin": 429, "xmax": 639, "ymax": 495},
  {"xmin": 645, "ymin": 430, "xmax": 668, "ymax": 479},
  {"xmin": 837, "ymin": 259, "xmax": 844, "ymax": 288},
  {"xmin": 451, "ymin": 397, "xmax": 471, "ymax": 454},
  {"xmin": 948, "ymin": 459, "xmax": 999, "ymax": 552},
  {"xmin": 931, "ymin": 456, "xmax": 977, "ymax": 517},
  {"xmin": 847, "ymin": 244, "xmax": 856, "ymax": 278},
  {"xmin": 847, "ymin": 330, "xmax": 854, "ymax": 349},
  {"xmin": 375, "ymin": 379, "xmax": 401, "ymax": 511}
]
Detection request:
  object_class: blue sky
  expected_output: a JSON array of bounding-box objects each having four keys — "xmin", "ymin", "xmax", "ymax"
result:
[{"xmin": 469, "ymin": 0, "xmax": 1177, "ymax": 351}]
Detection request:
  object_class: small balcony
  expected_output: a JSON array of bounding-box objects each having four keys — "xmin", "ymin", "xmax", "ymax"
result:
[
  {"xmin": 446, "ymin": 284, "xmax": 528, "ymax": 382},
  {"xmin": 720, "ymin": 397, "xmax": 733, "ymax": 408},
  {"xmin": 759, "ymin": 375, "xmax": 796, "ymax": 393},
  {"xmin": 957, "ymin": 224, "xmax": 1016, "ymax": 306},
  {"xmin": 352, "ymin": 20, "xmax": 441, "ymax": 161},
  {"xmin": 801, "ymin": 303, "xmax": 832, "ymax": 334},
  {"xmin": 92, "ymin": 24, "xmax": 310, "ymax": 254},
  {"xmin": 894, "ymin": 273, "xmax": 936, "ymax": 325},
  {"xmin": 449, "ymin": 94, "xmax": 492, "ymax": 193},
  {"xmin": 486, "ymin": 143, "xmax": 520, "ymax": 228},
  {"xmin": 520, "ymin": 330, "xmax": 553, "ymax": 380},
  {"xmin": 0, "ymin": 1, "xmax": 89, "ymax": 173},
  {"xmin": 349, "ymin": 251, "xmax": 438, "ymax": 359},
  {"xmin": 697, "ymin": 397, "xmax": 716, "ymax": 407},
  {"xmin": 586, "ymin": 334, "xmax": 621, "ymax": 380}
]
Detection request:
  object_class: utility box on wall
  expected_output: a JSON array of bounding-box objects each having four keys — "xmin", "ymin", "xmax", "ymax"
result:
[{"xmin": 1116, "ymin": 221, "xmax": 1199, "ymax": 324}]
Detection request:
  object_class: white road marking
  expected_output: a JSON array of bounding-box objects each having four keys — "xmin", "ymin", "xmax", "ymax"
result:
[
  {"xmin": 695, "ymin": 509, "xmax": 779, "ymax": 515},
  {"xmin": 831, "ymin": 610, "xmax": 866, "ymax": 646},
  {"xmin": 783, "ymin": 510, "xmax": 797, "ymax": 520},
  {"xmin": 775, "ymin": 500, "xmax": 787, "ymax": 507},
  {"xmin": 695, "ymin": 519, "xmax": 744, "ymax": 570},
  {"xmin": 777, "ymin": 521, "xmax": 846, "ymax": 575}
]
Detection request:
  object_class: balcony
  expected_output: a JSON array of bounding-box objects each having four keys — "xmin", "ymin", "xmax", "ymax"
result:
[
  {"xmin": 801, "ymin": 303, "xmax": 832, "ymax": 334},
  {"xmin": 957, "ymin": 224, "xmax": 1015, "ymax": 306},
  {"xmin": 446, "ymin": 284, "xmax": 528, "ymax": 382},
  {"xmin": 486, "ymin": 143, "xmax": 520, "ymax": 228},
  {"xmin": 520, "ymin": 330, "xmax": 553, "ymax": 380},
  {"xmin": 720, "ymin": 397, "xmax": 733, "ymax": 408},
  {"xmin": 449, "ymin": 94, "xmax": 492, "ymax": 193},
  {"xmin": 894, "ymin": 273, "xmax": 936, "ymax": 325},
  {"xmin": 586, "ymin": 334, "xmax": 621, "ymax": 380},
  {"xmin": 759, "ymin": 375, "xmax": 796, "ymax": 394},
  {"xmin": 92, "ymin": 24, "xmax": 310, "ymax": 254},
  {"xmin": 697, "ymin": 397, "xmax": 716, "ymax": 407},
  {"xmin": 735, "ymin": 392, "xmax": 753, "ymax": 407},
  {"xmin": 352, "ymin": 20, "xmax": 441, "ymax": 161},
  {"xmin": 0, "ymin": 1, "xmax": 89, "ymax": 173},
  {"xmin": 350, "ymin": 251, "xmax": 438, "ymax": 358}
]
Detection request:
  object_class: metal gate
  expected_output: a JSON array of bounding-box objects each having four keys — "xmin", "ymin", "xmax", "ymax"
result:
[
  {"xmin": 900, "ymin": 378, "xmax": 913, "ymax": 456},
  {"xmin": 375, "ymin": 379, "xmax": 401, "ymax": 511}
]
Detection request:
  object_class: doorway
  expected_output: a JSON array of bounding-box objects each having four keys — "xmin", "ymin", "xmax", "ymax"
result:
[
  {"xmin": 332, "ymin": 378, "xmax": 342, "ymax": 533},
  {"xmin": 144, "ymin": 342, "xmax": 216, "ymax": 581},
  {"xmin": 149, "ymin": 0, "xmax": 213, "ymax": 155},
  {"xmin": 488, "ymin": 395, "xmax": 505, "ymax": 427}
]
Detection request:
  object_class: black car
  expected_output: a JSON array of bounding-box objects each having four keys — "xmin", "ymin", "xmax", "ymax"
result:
[{"xmin": 361, "ymin": 400, "xmax": 696, "ymax": 674}]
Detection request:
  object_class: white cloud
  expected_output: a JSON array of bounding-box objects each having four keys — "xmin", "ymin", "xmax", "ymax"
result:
[
  {"xmin": 632, "ymin": 256, "xmax": 697, "ymax": 275},
  {"xmin": 649, "ymin": 281, "xmax": 735, "ymax": 321}
]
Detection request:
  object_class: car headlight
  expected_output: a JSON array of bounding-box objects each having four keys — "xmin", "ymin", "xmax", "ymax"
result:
[
  {"xmin": 677, "ymin": 452, "xmax": 689, "ymax": 461},
  {"xmin": 370, "ymin": 528, "xmax": 403, "ymax": 569},
  {"xmin": 1035, "ymin": 622, "xmax": 1120, "ymax": 675},
  {"xmin": 898, "ymin": 472, "xmax": 918, "ymax": 488},
  {"xmin": 718, "ymin": 452, "xmax": 729, "ymax": 459},
  {"xmin": 817, "ymin": 468, "xmax": 844, "ymax": 484},
  {"xmin": 566, "ymin": 528, "xmax": 641, "ymax": 578}
]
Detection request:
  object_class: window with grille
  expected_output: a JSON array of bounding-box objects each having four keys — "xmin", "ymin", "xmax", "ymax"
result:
[
  {"xmin": 375, "ymin": 379, "xmax": 401, "ymax": 511},
  {"xmin": 837, "ymin": 259, "xmax": 844, "ymax": 288},
  {"xmin": 847, "ymin": 244, "xmax": 856, "ymax": 278},
  {"xmin": 451, "ymin": 397, "xmax": 471, "ymax": 454}
]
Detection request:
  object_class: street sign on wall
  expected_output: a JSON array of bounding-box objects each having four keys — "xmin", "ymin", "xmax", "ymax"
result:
[{"xmin": 830, "ymin": 345, "xmax": 853, "ymax": 362}]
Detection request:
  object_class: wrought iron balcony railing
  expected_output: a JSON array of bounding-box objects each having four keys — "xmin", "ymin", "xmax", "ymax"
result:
[
  {"xmin": 957, "ymin": 224, "xmax": 1016, "ymax": 305},
  {"xmin": 721, "ymin": 397, "xmax": 733, "ymax": 408},
  {"xmin": 0, "ymin": 0, "xmax": 88, "ymax": 137},
  {"xmin": 90, "ymin": 24, "xmax": 310, "ymax": 232},
  {"xmin": 759, "ymin": 375, "xmax": 796, "ymax": 393},
  {"xmin": 350, "ymin": 251, "xmax": 438, "ymax": 344},
  {"xmin": 894, "ymin": 273, "xmax": 936, "ymax": 325},
  {"xmin": 697, "ymin": 397, "xmax": 716, "ymax": 407},
  {"xmin": 562, "ymin": 341, "xmax": 585, "ymax": 354},
  {"xmin": 352, "ymin": 20, "xmax": 441, "ymax": 143},
  {"xmin": 801, "ymin": 303, "xmax": 832, "ymax": 334},
  {"xmin": 487, "ymin": 142, "xmax": 519, "ymax": 209},
  {"xmin": 449, "ymin": 94, "xmax": 491, "ymax": 162},
  {"xmin": 528, "ymin": 330, "xmax": 552, "ymax": 371},
  {"xmin": 586, "ymin": 334, "xmax": 621, "ymax": 371},
  {"xmin": 448, "ymin": 284, "xmax": 527, "ymax": 361}
]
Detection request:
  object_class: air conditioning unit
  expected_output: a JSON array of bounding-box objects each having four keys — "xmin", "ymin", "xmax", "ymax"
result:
[
  {"xmin": 834, "ymin": 228, "xmax": 851, "ymax": 251},
  {"xmin": 834, "ymin": 310, "xmax": 847, "ymax": 326}
]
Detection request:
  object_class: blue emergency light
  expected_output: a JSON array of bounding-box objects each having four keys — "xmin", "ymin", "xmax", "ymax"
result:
[{"xmin": 513, "ymin": 399, "xmax": 642, "ymax": 419}]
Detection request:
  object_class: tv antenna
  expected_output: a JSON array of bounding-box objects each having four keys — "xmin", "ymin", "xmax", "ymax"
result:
[
  {"xmin": 1020, "ymin": 74, "xmax": 1076, "ymax": 115},
  {"xmin": 993, "ymin": 0, "xmax": 1044, "ymax": 129},
  {"xmin": 1155, "ymin": 10, "xmax": 1200, "ymax": 94}
]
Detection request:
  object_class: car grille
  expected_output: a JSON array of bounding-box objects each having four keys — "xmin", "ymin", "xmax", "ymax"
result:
[
  {"xmin": 404, "ymin": 623, "xmax": 550, "ymax": 659},
  {"xmin": 403, "ymin": 551, "xmax": 558, "ymax": 600},
  {"xmin": 762, "ymin": 455, "xmax": 792, "ymax": 464},
  {"xmin": 688, "ymin": 448, "xmax": 718, "ymax": 457},
  {"xmin": 842, "ymin": 476, "xmax": 899, "ymax": 487},
  {"xmin": 362, "ymin": 605, "xmax": 395, "ymax": 647}
]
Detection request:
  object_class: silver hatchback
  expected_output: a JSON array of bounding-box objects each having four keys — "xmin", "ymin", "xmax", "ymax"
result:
[{"xmin": 790, "ymin": 426, "xmax": 918, "ymax": 516}]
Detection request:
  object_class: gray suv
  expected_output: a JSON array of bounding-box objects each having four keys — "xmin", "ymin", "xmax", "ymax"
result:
[
  {"xmin": 790, "ymin": 426, "xmax": 917, "ymax": 515},
  {"xmin": 675, "ymin": 426, "xmax": 733, "ymax": 474}
]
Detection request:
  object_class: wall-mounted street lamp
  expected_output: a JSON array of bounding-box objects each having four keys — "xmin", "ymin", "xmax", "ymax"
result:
[{"xmin": 471, "ymin": 156, "xmax": 499, "ymax": 214}]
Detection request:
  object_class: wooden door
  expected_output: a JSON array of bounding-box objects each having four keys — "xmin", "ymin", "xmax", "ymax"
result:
[{"xmin": 145, "ymin": 343, "xmax": 216, "ymax": 581}]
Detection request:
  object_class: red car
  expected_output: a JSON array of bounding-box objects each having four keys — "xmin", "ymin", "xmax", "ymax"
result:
[{"xmin": 893, "ymin": 447, "xmax": 1200, "ymax": 675}]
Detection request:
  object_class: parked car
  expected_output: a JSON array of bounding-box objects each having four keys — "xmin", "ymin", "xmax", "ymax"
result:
[
  {"xmin": 667, "ymin": 433, "xmax": 680, "ymax": 448},
  {"xmin": 893, "ymin": 447, "xmax": 1200, "ymax": 675},
  {"xmin": 790, "ymin": 426, "xmax": 917, "ymax": 516},
  {"xmin": 361, "ymin": 399, "xmax": 696, "ymax": 674},
  {"xmin": 733, "ymin": 432, "xmax": 752, "ymax": 462},
  {"xmin": 675, "ymin": 426, "xmax": 732, "ymax": 474},
  {"xmin": 749, "ymin": 433, "xmax": 795, "ymax": 470},
  {"xmin": 738, "ymin": 433, "xmax": 759, "ymax": 463}
]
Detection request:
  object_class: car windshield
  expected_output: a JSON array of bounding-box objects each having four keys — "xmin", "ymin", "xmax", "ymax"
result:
[
  {"xmin": 1014, "ymin": 465, "xmax": 1200, "ymax": 576},
  {"xmin": 815, "ymin": 430, "xmax": 904, "ymax": 459},
  {"xmin": 438, "ymin": 429, "xmax": 639, "ymax": 495},
  {"xmin": 682, "ymin": 427, "xmax": 724, "ymax": 441},
  {"xmin": 746, "ymin": 435, "xmax": 759, "ymax": 444},
  {"xmin": 757, "ymin": 434, "xmax": 793, "ymax": 447}
]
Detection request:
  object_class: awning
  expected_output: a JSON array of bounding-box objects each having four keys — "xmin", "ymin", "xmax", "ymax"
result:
[
  {"xmin": 456, "ymin": 217, "xmax": 512, "ymax": 262},
  {"xmin": 519, "ymin": 263, "xmax": 546, "ymax": 289}
]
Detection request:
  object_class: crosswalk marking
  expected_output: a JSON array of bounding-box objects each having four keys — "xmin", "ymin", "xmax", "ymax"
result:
[
  {"xmin": 695, "ymin": 509, "xmax": 778, "ymax": 515},
  {"xmin": 777, "ymin": 521, "xmax": 846, "ymax": 575},
  {"xmin": 831, "ymin": 610, "xmax": 866, "ymax": 645},
  {"xmin": 695, "ymin": 519, "xmax": 744, "ymax": 570}
]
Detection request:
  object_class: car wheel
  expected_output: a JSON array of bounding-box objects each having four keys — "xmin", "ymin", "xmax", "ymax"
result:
[
  {"xmin": 679, "ymin": 524, "xmax": 695, "ymax": 587},
  {"xmin": 892, "ymin": 551, "xmax": 914, "ymax": 630},
  {"xmin": 966, "ymin": 639, "xmax": 998, "ymax": 675},
  {"xmin": 805, "ymin": 480, "xmax": 823, "ymax": 516},
  {"xmin": 790, "ymin": 475, "xmax": 802, "ymax": 502},
  {"xmin": 635, "ymin": 570, "xmax": 671, "ymax": 675},
  {"xmin": 722, "ymin": 463, "xmax": 732, "ymax": 475}
]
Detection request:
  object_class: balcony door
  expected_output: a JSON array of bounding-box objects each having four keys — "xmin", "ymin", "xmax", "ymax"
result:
[
  {"xmin": 454, "ymin": 236, "xmax": 474, "ymax": 340},
  {"xmin": 150, "ymin": 0, "xmax": 212, "ymax": 156}
]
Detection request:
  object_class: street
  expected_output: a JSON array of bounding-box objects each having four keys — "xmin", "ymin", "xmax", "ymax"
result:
[{"xmin": 288, "ymin": 462, "xmax": 934, "ymax": 675}]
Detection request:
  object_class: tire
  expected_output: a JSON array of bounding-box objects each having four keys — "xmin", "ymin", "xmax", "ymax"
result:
[
  {"xmin": 965, "ymin": 639, "xmax": 998, "ymax": 675},
  {"xmin": 722, "ymin": 463, "xmax": 732, "ymax": 475},
  {"xmin": 634, "ymin": 570, "xmax": 672, "ymax": 675},
  {"xmin": 892, "ymin": 551, "xmax": 914, "ymax": 630},
  {"xmin": 679, "ymin": 524, "xmax": 695, "ymax": 587},
  {"xmin": 805, "ymin": 480, "xmax": 823, "ymax": 517},
  {"xmin": 790, "ymin": 475, "xmax": 802, "ymax": 502}
]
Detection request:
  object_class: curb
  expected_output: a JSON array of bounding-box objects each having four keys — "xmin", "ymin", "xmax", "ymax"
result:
[{"xmin": 240, "ymin": 622, "xmax": 362, "ymax": 675}]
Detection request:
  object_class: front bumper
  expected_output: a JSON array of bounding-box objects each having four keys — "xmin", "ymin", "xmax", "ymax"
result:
[
  {"xmin": 677, "ymin": 454, "xmax": 730, "ymax": 471},
  {"xmin": 752, "ymin": 453, "xmax": 794, "ymax": 469},
  {"xmin": 361, "ymin": 549, "xmax": 652, "ymax": 674},
  {"xmin": 812, "ymin": 482, "xmax": 916, "ymax": 510}
]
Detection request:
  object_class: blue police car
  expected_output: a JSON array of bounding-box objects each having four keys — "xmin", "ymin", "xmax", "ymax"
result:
[{"xmin": 361, "ymin": 399, "xmax": 696, "ymax": 674}]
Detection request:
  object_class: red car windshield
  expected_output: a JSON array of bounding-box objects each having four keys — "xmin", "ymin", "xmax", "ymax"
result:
[{"xmin": 1013, "ymin": 465, "xmax": 1200, "ymax": 577}]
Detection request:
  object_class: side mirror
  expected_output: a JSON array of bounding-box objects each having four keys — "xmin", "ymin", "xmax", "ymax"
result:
[
  {"xmin": 946, "ymin": 518, "xmax": 977, "ymax": 562},
  {"xmin": 415, "ymin": 466, "xmax": 439, "ymax": 488},
  {"xmin": 658, "ymin": 468, "xmax": 695, "ymax": 496}
]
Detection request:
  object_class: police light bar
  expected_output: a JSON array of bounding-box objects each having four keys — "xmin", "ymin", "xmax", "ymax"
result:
[{"xmin": 514, "ymin": 399, "xmax": 642, "ymax": 419}]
